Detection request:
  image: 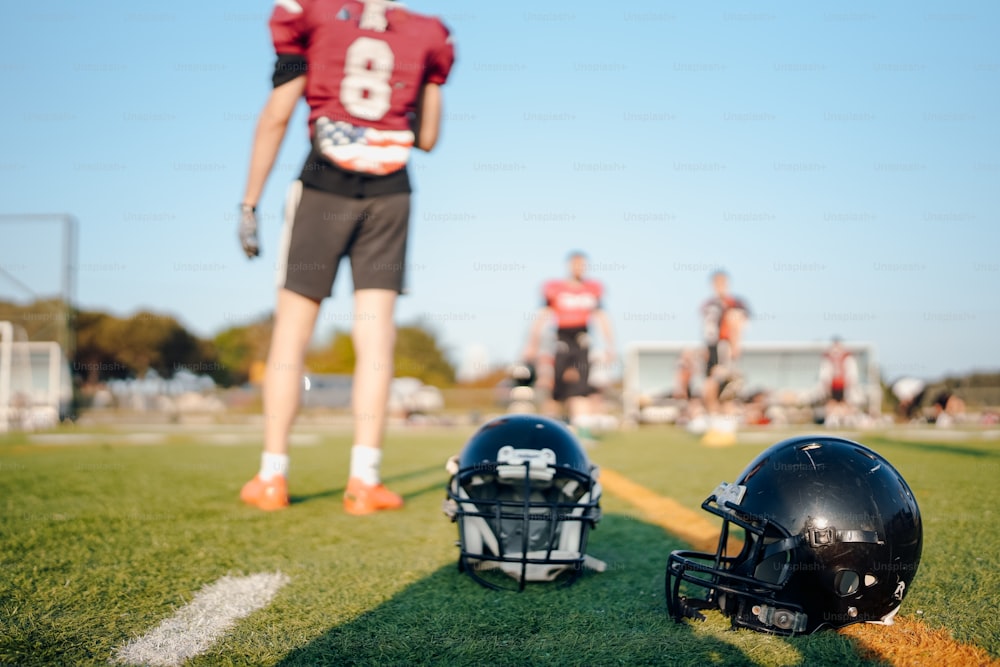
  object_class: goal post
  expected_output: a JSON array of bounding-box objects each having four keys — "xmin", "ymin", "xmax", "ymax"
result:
[
  {"xmin": 0, "ymin": 213, "xmax": 77, "ymax": 431},
  {"xmin": 623, "ymin": 340, "xmax": 881, "ymax": 423},
  {"xmin": 0, "ymin": 321, "xmax": 11, "ymax": 432},
  {"xmin": 0, "ymin": 322, "xmax": 71, "ymax": 431},
  {"xmin": 0, "ymin": 214, "xmax": 78, "ymax": 364}
]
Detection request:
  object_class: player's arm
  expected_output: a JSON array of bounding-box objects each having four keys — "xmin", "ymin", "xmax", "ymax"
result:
[
  {"xmin": 592, "ymin": 309, "xmax": 617, "ymax": 364},
  {"xmin": 522, "ymin": 307, "xmax": 554, "ymax": 362},
  {"xmin": 413, "ymin": 16, "xmax": 454, "ymax": 152},
  {"xmin": 412, "ymin": 82, "xmax": 443, "ymax": 152},
  {"xmin": 845, "ymin": 354, "xmax": 859, "ymax": 387},
  {"xmin": 241, "ymin": 76, "xmax": 306, "ymax": 209},
  {"xmin": 725, "ymin": 309, "xmax": 747, "ymax": 361}
]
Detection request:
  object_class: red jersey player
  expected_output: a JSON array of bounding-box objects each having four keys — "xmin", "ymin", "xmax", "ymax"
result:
[
  {"xmin": 699, "ymin": 270, "xmax": 750, "ymax": 446},
  {"xmin": 701, "ymin": 270, "xmax": 750, "ymax": 378},
  {"xmin": 819, "ymin": 336, "xmax": 859, "ymax": 427},
  {"xmin": 237, "ymin": 0, "xmax": 454, "ymax": 514},
  {"xmin": 522, "ymin": 252, "xmax": 616, "ymax": 438}
]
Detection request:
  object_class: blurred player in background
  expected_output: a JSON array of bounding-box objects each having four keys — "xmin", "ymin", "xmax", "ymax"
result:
[
  {"xmin": 522, "ymin": 251, "xmax": 616, "ymax": 441},
  {"xmin": 931, "ymin": 389, "xmax": 966, "ymax": 427},
  {"xmin": 237, "ymin": 0, "xmax": 454, "ymax": 514},
  {"xmin": 699, "ymin": 269, "xmax": 750, "ymax": 446},
  {"xmin": 818, "ymin": 335, "xmax": 859, "ymax": 428},
  {"xmin": 891, "ymin": 376, "xmax": 927, "ymax": 423}
]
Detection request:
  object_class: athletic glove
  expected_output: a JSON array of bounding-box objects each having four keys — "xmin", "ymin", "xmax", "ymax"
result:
[{"xmin": 238, "ymin": 204, "xmax": 260, "ymax": 258}]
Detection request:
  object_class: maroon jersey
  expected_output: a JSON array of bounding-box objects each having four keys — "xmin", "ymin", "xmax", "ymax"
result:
[
  {"xmin": 823, "ymin": 347, "xmax": 852, "ymax": 391},
  {"xmin": 543, "ymin": 279, "xmax": 603, "ymax": 330},
  {"xmin": 270, "ymin": 0, "xmax": 454, "ymax": 174},
  {"xmin": 701, "ymin": 295, "xmax": 749, "ymax": 344}
]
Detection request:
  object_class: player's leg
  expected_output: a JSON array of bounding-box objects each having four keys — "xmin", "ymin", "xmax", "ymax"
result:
[
  {"xmin": 343, "ymin": 192, "xmax": 410, "ymax": 514},
  {"xmin": 241, "ymin": 289, "xmax": 323, "ymax": 510},
  {"xmin": 701, "ymin": 345, "xmax": 737, "ymax": 447},
  {"xmin": 350, "ymin": 287, "xmax": 397, "ymax": 458},
  {"xmin": 242, "ymin": 183, "xmax": 341, "ymax": 510},
  {"xmin": 550, "ymin": 339, "xmax": 573, "ymax": 421},
  {"xmin": 263, "ymin": 289, "xmax": 322, "ymax": 455},
  {"xmin": 566, "ymin": 336, "xmax": 596, "ymax": 441},
  {"xmin": 702, "ymin": 376, "xmax": 720, "ymax": 414},
  {"xmin": 826, "ymin": 386, "xmax": 845, "ymax": 427}
]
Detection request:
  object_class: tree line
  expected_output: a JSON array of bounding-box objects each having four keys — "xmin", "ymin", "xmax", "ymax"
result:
[{"xmin": 0, "ymin": 298, "xmax": 455, "ymax": 388}]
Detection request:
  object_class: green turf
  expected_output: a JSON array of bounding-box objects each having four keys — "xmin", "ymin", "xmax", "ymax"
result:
[{"xmin": 0, "ymin": 423, "xmax": 997, "ymax": 666}]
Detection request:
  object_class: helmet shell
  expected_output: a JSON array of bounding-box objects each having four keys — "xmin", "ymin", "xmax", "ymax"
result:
[
  {"xmin": 668, "ymin": 435, "xmax": 922, "ymax": 634},
  {"xmin": 457, "ymin": 414, "xmax": 592, "ymax": 480}
]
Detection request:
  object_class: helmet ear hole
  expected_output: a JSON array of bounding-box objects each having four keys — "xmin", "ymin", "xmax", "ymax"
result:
[
  {"xmin": 753, "ymin": 552, "xmax": 790, "ymax": 585},
  {"xmin": 835, "ymin": 569, "xmax": 861, "ymax": 596}
]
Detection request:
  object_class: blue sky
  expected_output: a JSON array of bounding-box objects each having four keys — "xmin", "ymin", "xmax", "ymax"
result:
[{"xmin": 1, "ymin": 0, "xmax": 998, "ymax": 383}]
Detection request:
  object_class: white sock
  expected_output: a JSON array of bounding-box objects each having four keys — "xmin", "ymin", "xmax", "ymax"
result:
[
  {"xmin": 350, "ymin": 444, "xmax": 382, "ymax": 486},
  {"xmin": 259, "ymin": 452, "xmax": 289, "ymax": 481}
]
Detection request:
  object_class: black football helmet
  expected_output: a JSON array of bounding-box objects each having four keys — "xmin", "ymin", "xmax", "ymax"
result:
[
  {"xmin": 444, "ymin": 415, "xmax": 604, "ymax": 590},
  {"xmin": 666, "ymin": 435, "xmax": 922, "ymax": 635}
]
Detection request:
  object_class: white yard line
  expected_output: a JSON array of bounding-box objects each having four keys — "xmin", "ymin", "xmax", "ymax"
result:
[{"xmin": 111, "ymin": 571, "xmax": 289, "ymax": 667}]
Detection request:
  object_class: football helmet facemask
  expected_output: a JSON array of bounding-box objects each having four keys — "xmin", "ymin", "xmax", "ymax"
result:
[
  {"xmin": 444, "ymin": 415, "xmax": 604, "ymax": 590},
  {"xmin": 666, "ymin": 435, "xmax": 922, "ymax": 635}
]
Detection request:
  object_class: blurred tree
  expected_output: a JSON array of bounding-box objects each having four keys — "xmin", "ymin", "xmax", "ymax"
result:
[
  {"xmin": 395, "ymin": 324, "xmax": 455, "ymax": 387},
  {"xmin": 304, "ymin": 322, "xmax": 455, "ymax": 387},
  {"xmin": 106, "ymin": 311, "xmax": 208, "ymax": 379},
  {"xmin": 305, "ymin": 329, "xmax": 355, "ymax": 375},
  {"xmin": 0, "ymin": 297, "xmax": 69, "ymax": 343},
  {"xmin": 74, "ymin": 309, "xmax": 127, "ymax": 384},
  {"xmin": 3, "ymin": 300, "xmax": 462, "ymax": 390},
  {"xmin": 213, "ymin": 314, "xmax": 274, "ymax": 386}
]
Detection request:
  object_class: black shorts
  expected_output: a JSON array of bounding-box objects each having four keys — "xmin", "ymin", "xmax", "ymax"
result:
[
  {"xmin": 706, "ymin": 344, "xmax": 720, "ymax": 377},
  {"xmin": 553, "ymin": 328, "xmax": 592, "ymax": 402},
  {"xmin": 277, "ymin": 182, "xmax": 411, "ymax": 300},
  {"xmin": 830, "ymin": 386, "xmax": 845, "ymax": 402},
  {"xmin": 706, "ymin": 340, "xmax": 732, "ymax": 378}
]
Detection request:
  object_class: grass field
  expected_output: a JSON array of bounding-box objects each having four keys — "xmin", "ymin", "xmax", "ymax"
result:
[{"xmin": 1, "ymin": 421, "xmax": 999, "ymax": 666}]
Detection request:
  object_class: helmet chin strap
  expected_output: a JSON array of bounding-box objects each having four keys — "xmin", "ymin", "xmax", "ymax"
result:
[
  {"xmin": 478, "ymin": 551, "xmax": 606, "ymax": 582},
  {"xmin": 746, "ymin": 602, "xmax": 809, "ymax": 634}
]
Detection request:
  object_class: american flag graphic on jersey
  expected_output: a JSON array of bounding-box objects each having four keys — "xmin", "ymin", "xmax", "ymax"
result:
[
  {"xmin": 270, "ymin": 0, "xmax": 454, "ymax": 175},
  {"xmin": 315, "ymin": 116, "xmax": 414, "ymax": 175}
]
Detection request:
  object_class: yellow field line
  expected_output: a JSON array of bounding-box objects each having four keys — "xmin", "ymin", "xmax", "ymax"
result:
[
  {"xmin": 599, "ymin": 468, "xmax": 724, "ymax": 553},
  {"xmin": 840, "ymin": 619, "xmax": 1000, "ymax": 667},
  {"xmin": 599, "ymin": 468, "xmax": 1000, "ymax": 667}
]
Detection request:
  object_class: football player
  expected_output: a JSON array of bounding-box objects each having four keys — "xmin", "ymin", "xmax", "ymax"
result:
[
  {"xmin": 522, "ymin": 251, "xmax": 616, "ymax": 441},
  {"xmin": 818, "ymin": 336, "xmax": 859, "ymax": 428},
  {"xmin": 238, "ymin": 0, "xmax": 455, "ymax": 514},
  {"xmin": 699, "ymin": 270, "xmax": 750, "ymax": 446}
]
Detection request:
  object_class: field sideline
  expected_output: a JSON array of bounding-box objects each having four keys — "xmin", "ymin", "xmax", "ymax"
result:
[{"xmin": 1, "ymin": 421, "xmax": 998, "ymax": 666}]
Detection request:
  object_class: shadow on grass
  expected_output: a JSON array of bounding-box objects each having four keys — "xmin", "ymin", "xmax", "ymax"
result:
[
  {"xmin": 879, "ymin": 438, "xmax": 1000, "ymax": 460},
  {"xmin": 289, "ymin": 464, "xmax": 445, "ymax": 506},
  {"xmin": 272, "ymin": 513, "xmax": 885, "ymax": 667}
]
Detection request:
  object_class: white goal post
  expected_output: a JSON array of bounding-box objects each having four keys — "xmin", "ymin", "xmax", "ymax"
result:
[
  {"xmin": 623, "ymin": 340, "xmax": 881, "ymax": 422},
  {"xmin": 0, "ymin": 320, "xmax": 11, "ymax": 432},
  {"xmin": 0, "ymin": 320, "xmax": 70, "ymax": 432}
]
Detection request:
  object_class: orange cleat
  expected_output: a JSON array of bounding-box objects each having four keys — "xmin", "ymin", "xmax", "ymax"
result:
[
  {"xmin": 240, "ymin": 475, "xmax": 290, "ymax": 511},
  {"xmin": 343, "ymin": 477, "xmax": 404, "ymax": 515}
]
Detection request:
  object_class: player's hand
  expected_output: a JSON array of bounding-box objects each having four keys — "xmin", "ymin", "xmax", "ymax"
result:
[{"xmin": 238, "ymin": 204, "xmax": 260, "ymax": 259}]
